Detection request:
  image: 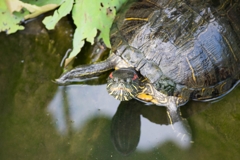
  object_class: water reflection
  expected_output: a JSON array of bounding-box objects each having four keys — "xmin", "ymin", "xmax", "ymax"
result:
[
  {"xmin": 112, "ymin": 100, "xmax": 192, "ymax": 155},
  {"xmin": 48, "ymin": 84, "xmax": 192, "ymax": 155},
  {"xmin": 48, "ymin": 85, "xmax": 120, "ymax": 134},
  {"xmin": 138, "ymin": 119, "xmax": 192, "ymax": 150}
]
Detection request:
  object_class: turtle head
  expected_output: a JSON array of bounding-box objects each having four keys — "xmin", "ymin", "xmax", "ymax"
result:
[{"xmin": 107, "ymin": 68, "xmax": 139, "ymax": 101}]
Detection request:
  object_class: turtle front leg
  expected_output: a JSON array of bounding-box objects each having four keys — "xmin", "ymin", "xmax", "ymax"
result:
[
  {"xmin": 55, "ymin": 54, "xmax": 121, "ymax": 84},
  {"xmin": 137, "ymin": 83, "xmax": 192, "ymax": 142},
  {"xmin": 165, "ymin": 97, "xmax": 192, "ymax": 142},
  {"xmin": 153, "ymin": 77, "xmax": 176, "ymax": 96}
]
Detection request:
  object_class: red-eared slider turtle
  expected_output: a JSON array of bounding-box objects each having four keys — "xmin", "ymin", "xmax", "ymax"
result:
[{"xmin": 56, "ymin": 0, "xmax": 240, "ymax": 124}]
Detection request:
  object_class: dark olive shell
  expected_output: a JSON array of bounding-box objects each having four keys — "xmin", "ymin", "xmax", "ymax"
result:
[{"xmin": 110, "ymin": 0, "xmax": 240, "ymax": 100}]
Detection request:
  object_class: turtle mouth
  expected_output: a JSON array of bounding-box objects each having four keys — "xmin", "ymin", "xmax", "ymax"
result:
[{"xmin": 107, "ymin": 82, "xmax": 138, "ymax": 101}]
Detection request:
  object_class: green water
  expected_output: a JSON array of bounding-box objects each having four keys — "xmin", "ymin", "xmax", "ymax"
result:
[{"xmin": 0, "ymin": 16, "xmax": 240, "ymax": 160}]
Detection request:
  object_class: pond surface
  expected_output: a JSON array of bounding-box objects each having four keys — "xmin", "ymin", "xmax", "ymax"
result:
[{"xmin": 0, "ymin": 15, "xmax": 240, "ymax": 160}]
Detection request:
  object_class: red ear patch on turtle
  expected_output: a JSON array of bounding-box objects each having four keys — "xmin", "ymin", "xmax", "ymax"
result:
[
  {"xmin": 132, "ymin": 74, "xmax": 138, "ymax": 80},
  {"xmin": 109, "ymin": 72, "xmax": 113, "ymax": 79}
]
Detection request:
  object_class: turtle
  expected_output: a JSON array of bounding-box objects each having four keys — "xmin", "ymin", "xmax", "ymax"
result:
[{"xmin": 56, "ymin": 0, "xmax": 240, "ymax": 125}]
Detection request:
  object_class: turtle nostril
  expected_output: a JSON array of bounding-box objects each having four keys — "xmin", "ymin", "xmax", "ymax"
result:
[
  {"xmin": 119, "ymin": 83, "xmax": 125, "ymax": 88},
  {"xmin": 126, "ymin": 78, "xmax": 131, "ymax": 83}
]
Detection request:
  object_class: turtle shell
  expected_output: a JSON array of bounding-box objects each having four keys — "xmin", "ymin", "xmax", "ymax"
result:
[{"xmin": 110, "ymin": 0, "xmax": 240, "ymax": 101}]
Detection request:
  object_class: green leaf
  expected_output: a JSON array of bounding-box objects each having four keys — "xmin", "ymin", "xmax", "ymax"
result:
[
  {"xmin": 23, "ymin": 3, "xmax": 60, "ymax": 19},
  {"xmin": 42, "ymin": 0, "xmax": 74, "ymax": 30},
  {"xmin": 19, "ymin": 0, "xmax": 63, "ymax": 19},
  {"xmin": 66, "ymin": 0, "xmax": 128, "ymax": 65},
  {"xmin": 21, "ymin": 0, "xmax": 62, "ymax": 6},
  {"xmin": 0, "ymin": 0, "xmax": 26, "ymax": 33},
  {"xmin": 0, "ymin": 0, "xmax": 63, "ymax": 34}
]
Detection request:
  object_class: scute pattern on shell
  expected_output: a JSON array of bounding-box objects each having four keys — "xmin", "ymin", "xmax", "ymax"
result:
[{"xmin": 110, "ymin": 0, "xmax": 240, "ymax": 100}]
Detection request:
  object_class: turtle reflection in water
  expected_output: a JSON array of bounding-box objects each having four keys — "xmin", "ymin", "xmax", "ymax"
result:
[{"xmin": 56, "ymin": 0, "xmax": 240, "ymax": 141}]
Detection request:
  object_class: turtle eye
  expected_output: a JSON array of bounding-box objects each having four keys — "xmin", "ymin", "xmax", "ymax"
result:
[
  {"xmin": 132, "ymin": 74, "xmax": 138, "ymax": 80},
  {"xmin": 114, "ymin": 78, "xmax": 118, "ymax": 82},
  {"xmin": 109, "ymin": 72, "xmax": 113, "ymax": 79}
]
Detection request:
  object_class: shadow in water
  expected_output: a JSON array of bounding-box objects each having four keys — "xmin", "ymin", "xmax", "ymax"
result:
[
  {"xmin": 48, "ymin": 85, "xmax": 195, "ymax": 155},
  {"xmin": 111, "ymin": 100, "xmax": 192, "ymax": 155},
  {"xmin": 111, "ymin": 100, "xmax": 141, "ymax": 155}
]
